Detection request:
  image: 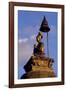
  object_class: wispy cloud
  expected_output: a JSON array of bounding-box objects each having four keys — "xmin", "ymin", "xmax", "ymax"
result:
[
  {"xmin": 30, "ymin": 34, "xmax": 37, "ymax": 40},
  {"xmin": 50, "ymin": 25, "xmax": 56, "ymax": 32},
  {"xmin": 18, "ymin": 34, "xmax": 37, "ymax": 44},
  {"xmin": 18, "ymin": 25, "xmax": 39, "ymax": 39},
  {"xmin": 19, "ymin": 38, "xmax": 28, "ymax": 43},
  {"xmin": 18, "ymin": 39, "xmax": 33, "ymax": 66}
]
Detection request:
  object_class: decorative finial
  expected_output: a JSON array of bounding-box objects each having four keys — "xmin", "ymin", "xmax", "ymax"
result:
[{"xmin": 40, "ymin": 16, "xmax": 50, "ymax": 32}]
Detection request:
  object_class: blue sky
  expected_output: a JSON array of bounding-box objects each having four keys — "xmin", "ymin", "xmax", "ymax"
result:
[{"xmin": 18, "ymin": 10, "xmax": 58, "ymax": 79}]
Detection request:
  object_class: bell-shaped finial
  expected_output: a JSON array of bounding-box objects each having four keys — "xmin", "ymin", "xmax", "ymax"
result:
[{"xmin": 40, "ymin": 16, "xmax": 50, "ymax": 32}]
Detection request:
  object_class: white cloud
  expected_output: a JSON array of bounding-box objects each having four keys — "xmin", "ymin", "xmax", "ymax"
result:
[
  {"xmin": 30, "ymin": 34, "xmax": 36, "ymax": 40},
  {"xmin": 18, "ymin": 40, "xmax": 33, "ymax": 66},
  {"xmin": 50, "ymin": 25, "xmax": 56, "ymax": 32},
  {"xmin": 18, "ymin": 25, "xmax": 39, "ymax": 39},
  {"xmin": 19, "ymin": 38, "xmax": 28, "ymax": 43},
  {"xmin": 19, "ymin": 34, "xmax": 37, "ymax": 44}
]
